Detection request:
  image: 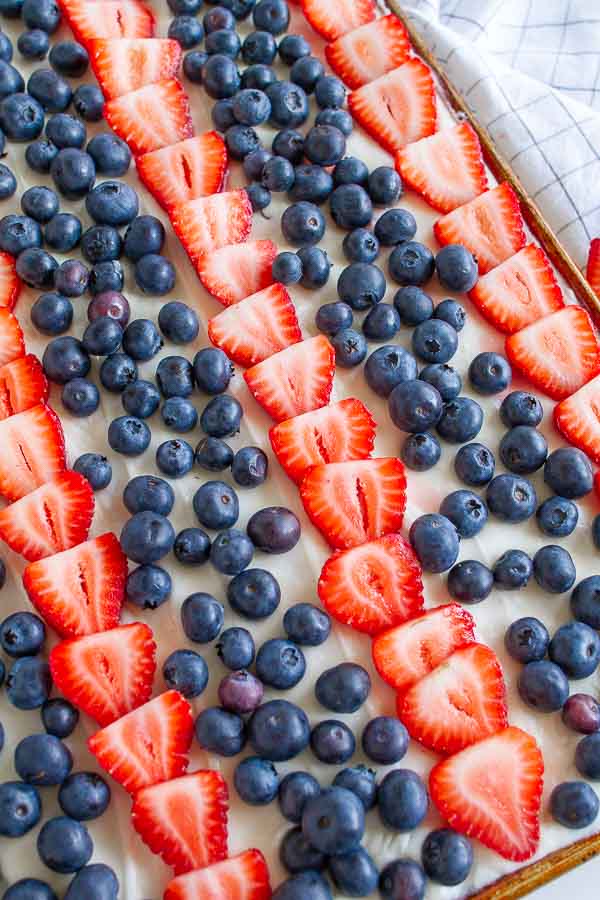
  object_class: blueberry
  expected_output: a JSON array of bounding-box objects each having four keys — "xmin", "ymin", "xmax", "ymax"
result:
[
  {"xmin": 126, "ymin": 565, "xmax": 171, "ymax": 611},
  {"xmin": 486, "ymin": 473, "xmax": 537, "ymax": 522},
  {"xmin": 388, "ymin": 379, "xmax": 442, "ymax": 432},
  {"xmin": 440, "ymin": 489, "xmax": 488, "ymax": 538},
  {"xmin": 401, "ymin": 432, "xmax": 441, "ymax": 471},
  {"xmin": 253, "ymin": 0, "xmax": 289, "ymax": 33},
  {"xmin": 278, "ymin": 771, "xmax": 321, "ymax": 823},
  {"xmin": 202, "ymin": 53, "xmax": 241, "ymax": 99},
  {"xmin": 201, "ymin": 394, "xmax": 243, "ymax": 437},
  {"xmin": 436, "ymin": 397, "xmax": 484, "ymax": 443},
  {"xmin": 454, "ymin": 442, "xmax": 495, "ymax": 486},
  {"xmin": 72, "ymin": 83, "xmax": 103, "ymax": 121},
  {"xmin": 135, "ymin": 253, "xmax": 175, "ymax": 295},
  {"xmin": 228, "ymin": 567, "xmax": 280, "ymax": 620},
  {"xmin": 62, "ymin": 378, "xmax": 100, "ymax": 417},
  {"xmin": 409, "ymin": 513, "xmax": 459, "ymax": 573},
  {"xmin": 217, "ymin": 626, "xmax": 254, "ymax": 669},
  {"xmin": 302, "ymin": 787, "xmax": 365, "ymax": 855},
  {"xmin": 343, "ymin": 227, "xmax": 379, "ymax": 263},
  {"xmin": 161, "ymin": 397, "xmax": 197, "ymax": 433},
  {"xmin": 6, "ymin": 657, "xmax": 51, "ymax": 709},
  {"xmin": 234, "ymin": 756, "xmax": 279, "ymax": 806},
  {"xmin": 337, "ymin": 262, "xmax": 386, "ymax": 311},
  {"xmin": 362, "ymin": 303, "xmax": 400, "ymax": 342},
  {"xmin": 550, "ymin": 622, "xmax": 599, "ymax": 679},
  {"xmin": 194, "ymin": 346, "xmax": 233, "ymax": 394},
  {"xmin": 0, "ymin": 781, "xmax": 41, "ymax": 837},
  {"xmin": 518, "ymin": 660, "xmax": 569, "ymax": 712},
  {"xmin": 0, "ymin": 30, "xmax": 12, "ymax": 61},
  {"xmin": 329, "ymin": 183, "xmax": 373, "ymax": 230},
  {"xmin": 316, "ymin": 106, "xmax": 353, "ymax": 135},
  {"xmin": 393, "ymin": 285, "xmax": 433, "ymax": 325},
  {"xmin": 181, "ymin": 592, "xmax": 224, "ymax": 644},
  {"xmin": 0, "ymin": 0, "xmax": 22, "ymax": 16},
  {"xmin": 273, "ymin": 251, "xmax": 302, "ymax": 285},
  {"xmin": 23, "ymin": 0, "xmax": 61, "ymax": 32},
  {"xmin": 163, "ymin": 649, "xmax": 209, "ymax": 698},
  {"xmin": 121, "ymin": 380, "xmax": 160, "ymax": 418},
  {"xmin": 124, "ymin": 475, "xmax": 175, "ymax": 517},
  {"xmin": 231, "ymin": 446, "xmax": 268, "ymax": 487},
  {"xmin": 42, "ymin": 698, "xmax": 79, "ymax": 738},
  {"xmin": 505, "ymin": 617, "xmax": 549, "ymax": 663},
  {"xmin": 45, "ymin": 113, "xmax": 85, "ymax": 150},
  {"xmin": 247, "ymin": 506, "xmax": 301, "ymax": 553},
  {"xmin": 31, "ymin": 292, "xmax": 73, "ymax": 335},
  {"xmin": 591, "ymin": 515, "xmax": 600, "ymax": 550},
  {"xmin": 0, "ymin": 214, "xmax": 42, "ymax": 255},
  {"xmin": 247, "ymin": 181, "xmax": 271, "ymax": 211},
  {"xmin": 389, "ymin": 241, "xmax": 434, "ymax": 286},
  {"xmin": 0, "ymin": 59, "xmax": 24, "ymax": 98},
  {"xmin": 290, "ymin": 55, "xmax": 323, "ymax": 93},
  {"xmin": 219, "ymin": 670, "xmax": 264, "ymax": 714},
  {"xmin": 257, "ymin": 638, "xmax": 305, "ymax": 690},
  {"xmin": 267, "ymin": 80, "xmax": 309, "ymax": 127},
  {"xmin": 86, "ymin": 133, "xmax": 131, "ymax": 177},
  {"xmin": 242, "ymin": 62, "xmax": 277, "ymax": 90},
  {"xmin": 221, "ymin": 0, "xmax": 256, "ymax": 18},
  {"xmin": 242, "ymin": 31, "xmax": 277, "ymax": 67},
  {"xmin": 43, "ymin": 336, "xmax": 90, "ymax": 384},
  {"xmin": 368, "ymin": 165, "xmax": 402, "ymax": 205},
  {"xmin": 280, "ymin": 825, "xmax": 327, "ymax": 874},
  {"xmin": 493, "ymin": 548, "xmax": 533, "ymax": 590},
  {"xmin": 173, "ymin": 528, "xmax": 211, "ymax": 567},
  {"xmin": 378, "ymin": 769, "xmax": 428, "ymax": 832},
  {"xmin": 533, "ymin": 544, "xmax": 576, "ymax": 593},
  {"xmin": 435, "ymin": 244, "xmax": 478, "ymax": 292},
  {"xmin": 28, "ymin": 67, "xmax": 71, "ymax": 111},
  {"xmin": 375, "ymin": 208, "xmax": 417, "ymax": 246},
  {"xmin": 37, "ymin": 816, "xmax": 93, "ymax": 873},
  {"xmin": 211, "ymin": 528, "xmax": 254, "ymax": 575},
  {"xmin": 54, "ymin": 259, "xmax": 88, "ymax": 298},
  {"xmin": 421, "ymin": 829, "xmax": 473, "ymax": 886},
  {"xmin": 26, "ymin": 138, "xmax": 59, "ymax": 173},
  {"xmin": 544, "ymin": 447, "xmax": 593, "ymax": 498},
  {"xmin": 303, "ymin": 124, "xmax": 345, "ymax": 168},
  {"xmin": 3, "ymin": 880, "xmax": 57, "ymax": 900},
  {"xmin": 281, "ymin": 201, "xmax": 325, "ymax": 246},
  {"xmin": 20, "ymin": 186, "xmax": 57, "ymax": 227},
  {"xmin": 435, "ymin": 297, "xmax": 466, "ymax": 331},
  {"xmin": 331, "ymin": 847, "xmax": 379, "ymax": 896},
  {"xmin": 419, "ymin": 363, "xmax": 462, "ymax": 401},
  {"xmin": 181, "ymin": 48, "xmax": 208, "ymax": 83},
  {"xmin": 204, "ymin": 6, "xmax": 237, "ymax": 32},
  {"xmin": 332, "ymin": 328, "xmax": 367, "ymax": 367},
  {"xmin": 50, "ymin": 148, "xmax": 96, "ymax": 200},
  {"xmin": 468, "ymin": 350, "xmax": 512, "ymax": 394},
  {"xmin": 243, "ymin": 146, "xmax": 272, "ymax": 180},
  {"xmin": 156, "ymin": 355, "xmax": 194, "ymax": 399},
  {"xmin": 15, "ymin": 734, "xmax": 72, "ymax": 785},
  {"xmin": 287, "ymin": 165, "xmax": 332, "ymax": 207},
  {"xmin": 448, "ymin": 560, "xmax": 494, "ymax": 603},
  {"xmin": 49, "ymin": 40, "xmax": 88, "ymax": 77},
  {"xmin": 168, "ymin": 0, "xmax": 203, "ymax": 11},
  {"xmin": 195, "ymin": 436, "xmax": 234, "ymax": 472},
  {"xmin": 536, "ymin": 495, "xmax": 578, "ymax": 537},
  {"xmin": 45, "ymin": 212, "xmax": 82, "ymax": 252},
  {"xmin": 206, "ymin": 28, "xmax": 241, "ymax": 57},
  {"xmin": 158, "ymin": 300, "xmax": 199, "ymax": 344},
  {"xmin": 333, "ymin": 156, "xmax": 369, "ymax": 187},
  {"xmin": 122, "ymin": 319, "xmax": 162, "ymax": 362},
  {"xmin": 272, "ymin": 872, "xmax": 332, "ymax": 900},
  {"xmin": 168, "ymin": 14, "xmax": 204, "ymax": 48},
  {"xmin": 550, "ymin": 781, "xmax": 599, "ymax": 829},
  {"xmin": 225, "ymin": 122, "xmax": 260, "ymax": 160},
  {"xmin": 563, "ymin": 694, "xmax": 600, "ymax": 735},
  {"xmin": 571, "ymin": 576, "xmax": 600, "ymax": 628},
  {"xmin": 64, "ymin": 865, "xmax": 119, "ymax": 900},
  {"xmin": 99, "ymin": 352, "xmax": 137, "ymax": 393},
  {"xmin": 156, "ymin": 438, "xmax": 195, "ymax": 478},
  {"xmin": 233, "ymin": 87, "xmax": 271, "ymax": 126},
  {"xmin": 16, "ymin": 246, "xmax": 57, "ymax": 289},
  {"xmin": 412, "ymin": 318, "xmax": 458, "ymax": 364},
  {"xmin": 365, "ymin": 345, "xmax": 418, "ymax": 398},
  {"xmin": 379, "ymin": 860, "xmax": 426, "ymax": 900},
  {"xmin": 262, "ymin": 154, "xmax": 295, "ymax": 191},
  {"xmin": 499, "ymin": 426, "xmax": 547, "ymax": 476},
  {"xmin": 500, "ymin": 390, "xmax": 543, "ymax": 427},
  {"xmin": 249, "ymin": 699, "xmax": 310, "ymax": 761},
  {"xmin": 278, "ymin": 33, "xmax": 310, "ymax": 65},
  {"xmin": 120, "ymin": 511, "xmax": 175, "ymax": 563},
  {"xmin": 315, "ymin": 301, "xmax": 352, "ymax": 337},
  {"xmin": 362, "ymin": 716, "xmax": 408, "ymax": 765},
  {"xmin": 315, "ymin": 662, "xmax": 370, "ymax": 713},
  {"xmin": 272, "ymin": 127, "xmax": 304, "ymax": 162},
  {"xmin": 195, "ymin": 706, "xmax": 246, "ymax": 756},
  {"xmin": 192, "ymin": 480, "xmax": 238, "ymax": 530}
]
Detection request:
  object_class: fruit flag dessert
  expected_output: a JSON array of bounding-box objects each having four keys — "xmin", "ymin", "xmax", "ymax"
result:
[{"xmin": 0, "ymin": 0, "xmax": 599, "ymax": 898}]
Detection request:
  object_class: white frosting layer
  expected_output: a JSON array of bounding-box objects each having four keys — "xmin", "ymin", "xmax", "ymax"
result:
[{"xmin": 1, "ymin": 3, "xmax": 600, "ymax": 898}]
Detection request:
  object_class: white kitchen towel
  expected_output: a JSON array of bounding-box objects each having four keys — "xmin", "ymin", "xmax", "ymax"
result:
[{"xmin": 398, "ymin": 0, "xmax": 600, "ymax": 269}]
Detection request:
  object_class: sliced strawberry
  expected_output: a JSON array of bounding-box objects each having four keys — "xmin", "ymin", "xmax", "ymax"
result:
[
  {"xmin": 50, "ymin": 623, "xmax": 156, "ymax": 727},
  {"xmin": 270, "ymin": 398, "xmax": 376, "ymax": 484},
  {"xmin": 0, "ymin": 355, "xmax": 48, "ymax": 421},
  {"xmin": 554, "ymin": 373, "xmax": 600, "ymax": 463},
  {"xmin": 430, "ymin": 726, "xmax": 544, "ymax": 861},
  {"xmin": 164, "ymin": 849, "xmax": 271, "ymax": 900},
  {"xmin": 587, "ymin": 238, "xmax": 600, "ymax": 296},
  {"xmin": 0, "ymin": 252, "xmax": 20, "ymax": 311},
  {"xmin": 300, "ymin": 457, "xmax": 406, "ymax": 550},
  {"xmin": 0, "ymin": 470, "xmax": 93, "ymax": 563},
  {"xmin": 104, "ymin": 78, "xmax": 192, "ymax": 156},
  {"xmin": 244, "ymin": 335, "xmax": 334, "ymax": 423},
  {"xmin": 318, "ymin": 533, "xmax": 424, "ymax": 636},
  {"xmin": 208, "ymin": 284, "xmax": 302, "ymax": 368},
  {"xmin": 88, "ymin": 690, "xmax": 193, "ymax": 794},
  {"xmin": 197, "ymin": 240, "xmax": 277, "ymax": 307},
  {"xmin": 23, "ymin": 533, "xmax": 127, "ymax": 639},
  {"xmin": 136, "ymin": 132, "xmax": 227, "ymax": 213},
  {"xmin": 372, "ymin": 603, "xmax": 476, "ymax": 693},
  {"xmin": 132, "ymin": 770, "xmax": 229, "ymax": 875},
  {"xmin": 0, "ymin": 404, "xmax": 66, "ymax": 502},
  {"xmin": 172, "ymin": 190, "xmax": 253, "ymax": 268},
  {"xmin": 301, "ymin": 0, "xmax": 375, "ymax": 42},
  {"xmin": 505, "ymin": 305, "xmax": 600, "ymax": 401},
  {"xmin": 434, "ymin": 182, "xmax": 526, "ymax": 275},
  {"xmin": 469, "ymin": 244, "xmax": 564, "ymax": 334},
  {"xmin": 58, "ymin": 0, "xmax": 155, "ymax": 44},
  {"xmin": 397, "ymin": 643, "xmax": 508, "ymax": 755},
  {"xmin": 395, "ymin": 122, "xmax": 488, "ymax": 214},
  {"xmin": 325, "ymin": 15, "xmax": 411, "ymax": 90},
  {"xmin": 88, "ymin": 38, "xmax": 182, "ymax": 100},
  {"xmin": 0, "ymin": 307, "xmax": 25, "ymax": 369},
  {"xmin": 348, "ymin": 59, "xmax": 437, "ymax": 156}
]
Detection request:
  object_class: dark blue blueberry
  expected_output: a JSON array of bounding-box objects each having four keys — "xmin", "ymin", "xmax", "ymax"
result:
[
  {"xmin": 37, "ymin": 816, "xmax": 93, "ymax": 873},
  {"xmin": 6, "ymin": 657, "xmax": 51, "ymax": 709},
  {"xmin": 122, "ymin": 318, "xmax": 162, "ymax": 362},
  {"xmin": 401, "ymin": 432, "xmax": 441, "ymax": 471},
  {"xmin": 375, "ymin": 208, "xmax": 417, "ymax": 246},
  {"xmin": 436, "ymin": 396, "xmax": 484, "ymax": 444},
  {"xmin": 329, "ymin": 183, "xmax": 373, "ymax": 230},
  {"xmin": 247, "ymin": 181, "xmax": 271, "ymax": 211},
  {"xmin": 280, "ymin": 825, "xmax": 327, "ymax": 874},
  {"xmin": 42, "ymin": 698, "xmax": 79, "ymax": 738},
  {"xmin": 217, "ymin": 626, "xmax": 254, "ymax": 668},
  {"xmin": 253, "ymin": 0, "xmax": 289, "ymax": 33},
  {"xmin": 182, "ymin": 48, "xmax": 208, "ymax": 82},
  {"xmin": 571, "ymin": 575, "xmax": 600, "ymax": 629},
  {"xmin": 156, "ymin": 355, "xmax": 194, "ymax": 398},
  {"xmin": 493, "ymin": 549, "xmax": 533, "ymax": 590},
  {"xmin": 550, "ymin": 622, "xmax": 600, "ymax": 679},
  {"xmin": 337, "ymin": 262, "xmax": 385, "ymax": 310},
  {"xmin": 389, "ymin": 241, "xmax": 434, "ymax": 285},
  {"xmin": 304, "ymin": 124, "xmax": 345, "ymax": 167},
  {"xmin": 362, "ymin": 303, "xmax": 400, "ymax": 341},
  {"xmin": 234, "ymin": 756, "xmax": 279, "ymax": 804},
  {"xmin": 435, "ymin": 244, "xmax": 478, "ymax": 292},
  {"xmin": 72, "ymin": 83, "xmax": 103, "ymax": 121},
  {"xmin": 195, "ymin": 436, "xmax": 234, "ymax": 472},
  {"xmin": 201, "ymin": 394, "xmax": 243, "ymax": 436},
  {"xmin": 315, "ymin": 662, "xmax": 370, "ymax": 713},
  {"xmin": 218, "ymin": 669, "xmax": 264, "ymax": 714},
  {"xmin": 0, "ymin": 0, "xmax": 22, "ymax": 17},
  {"xmin": 206, "ymin": 27, "xmax": 241, "ymax": 57},
  {"xmin": 379, "ymin": 860, "xmax": 426, "ymax": 900},
  {"xmin": 193, "ymin": 480, "xmax": 239, "ymax": 529},
  {"xmin": 537, "ymin": 495, "xmax": 578, "ymax": 537},
  {"xmin": 45, "ymin": 113, "xmax": 85, "ymax": 149},
  {"xmin": 54, "ymin": 259, "xmax": 88, "ymax": 297},
  {"xmin": 242, "ymin": 62, "xmax": 276, "ymax": 90},
  {"xmin": 440, "ymin": 489, "xmax": 488, "ymax": 538},
  {"xmin": 225, "ymin": 122, "xmax": 260, "ymax": 159},
  {"xmin": 0, "ymin": 59, "xmax": 23, "ymax": 98},
  {"xmin": 448, "ymin": 560, "xmax": 493, "ymax": 604},
  {"xmin": 221, "ymin": 0, "xmax": 256, "ymax": 19},
  {"xmin": 289, "ymin": 163, "xmax": 332, "ymax": 204},
  {"xmin": 242, "ymin": 30, "xmax": 277, "ymax": 65},
  {"xmin": 342, "ymin": 227, "xmax": 379, "ymax": 263},
  {"xmin": 544, "ymin": 447, "xmax": 593, "ymax": 499},
  {"xmin": 62, "ymin": 378, "xmax": 99, "ymax": 417},
  {"xmin": 233, "ymin": 87, "xmax": 271, "ymax": 125},
  {"xmin": 120, "ymin": 511, "xmax": 175, "ymax": 563},
  {"xmin": 73, "ymin": 451, "xmax": 111, "ymax": 489},
  {"xmin": 210, "ymin": 528, "xmax": 254, "ymax": 575},
  {"xmin": 290, "ymin": 54, "xmax": 323, "ymax": 92},
  {"xmin": 315, "ymin": 301, "xmax": 352, "ymax": 336},
  {"xmin": 203, "ymin": 53, "xmax": 241, "ymax": 99},
  {"xmin": 23, "ymin": 0, "xmax": 61, "ymax": 32},
  {"xmin": 247, "ymin": 505, "xmax": 301, "ymax": 553},
  {"xmin": 278, "ymin": 33, "xmax": 310, "ymax": 65},
  {"xmin": 228, "ymin": 567, "xmax": 280, "ymax": 619},
  {"xmin": 389, "ymin": 379, "xmax": 442, "ymax": 432},
  {"xmin": 0, "ymin": 29, "xmax": 12, "ymax": 61},
  {"xmin": 135, "ymin": 253, "xmax": 175, "ymax": 295},
  {"xmin": 435, "ymin": 297, "xmax": 466, "ymax": 331},
  {"xmin": 15, "ymin": 733, "xmax": 72, "ymax": 786},
  {"xmin": 204, "ymin": 5, "xmax": 236, "ymax": 31},
  {"xmin": 158, "ymin": 300, "xmax": 199, "ymax": 344},
  {"xmin": 362, "ymin": 716, "xmax": 408, "ymax": 765},
  {"xmin": 0, "ymin": 781, "xmax": 41, "ymax": 837},
  {"xmin": 469, "ymin": 350, "xmax": 512, "ymax": 395},
  {"xmin": 181, "ymin": 592, "xmax": 224, "ymax": 644},
  {"xmin": 550, "ymin": 781, "xmax": 599, "ymax": 829},
  {"xmin": 0, "ymin": 612, "xmax": 44, "ymax": 658},
  {"xmin": 563, "ymin": 694, "xmax": 600, "ymax": 734},
  {"xmin": 332, "ymin": 328, "xmax": 367, "ymax": 368},
  {"xmin": 332, "ymin": 767, "xmax": 376, "ymax": 813},
  {"xmin": 64, "ymin": 864, "xmax": 119, "ymax": 900},
  {"xmin": 278, "ymin": 771, "xmax": 321, "ymax": 823},
  {"xmin": 486, "ymin": 473, "xmax": 537, "ymax": 522},
  {"xmin": 272, "ymin": 872, "xmax": 331, "ymax": 900},
  {"xmin": 592, "ymin": 515, "xmax": 600, "ymax": 549},
  {"xmin": 409, "ymin": 513, "xmax": 460, "ymax": 573},
  {"xmin": 272, "ymin": 251, "xmax": 302, "ymax": 285},
  {"xmin": 422, "ymin": 829, "xmax": 473, "ymax": 886},
  {"xmin": 282, "ymin": 604, "xmax": 329, "ymax": 648},
  {"xmin": 314, "ymin": 74, "xmax": 345, "ymax": 109},
  {"xmin": 28, "ymin": 67, "xmax": 71, "ymax": 111},
  {"xmin": 367, "ymin": 165, "xmax": 402, "ymax": 205},
  {"xmin": 155, "ymin": 438, "xmax": 195, "ymax": 478},
  {"xmin": 454, "ymin": 442, "xmax": 494, "ymax": 486},
  {"xmin": 243, "ymin": 146, "xmax": 272, "ymax": 179},
  {"xmin": 500, "ymin": 390, "xmax": 543, "ymax": 427},
  {"xmin": 31, "ymin": 291, "xmax": 73, "ymax": 335},
  {"xmin": 100, "ymin": 352, "xmax": 137, "ymax": 393},
  {"xmin": 195, "ymin": 706, "xmax": 246, "ymax": 756},
  {"xmin": 412, "ymin": 318, "xmax": 458, "ymax": 364},
  {"xmin": 393, "ymin": 286, "xmax": 433, "ymax": 325},
  {"xmin": 3, "ymin": 880, "xmax": 57, "ymax": 900},
  {"xmin": 505, "ymin": 617, "xmax": 549, "ymax": 663},
  {"xmin": 499, "ymin": 425, "xmax": 547, "ymax": 475},
  {"xmin": 168, "ymin": 14, "xmax": 204, "ymax": 48},
  {"xmin": 121, "ymin": 379, "xmax": 160, "ymax": 418},
  {"xmin": 257, "ymin": 638, "xmax": 305, "ymax": 690},
  {"xmin": 302, "ymin": 787, "xmax": 364, "ymax": 855},
  {"xmin": 232, "ymin": 446, "xmax": 268, "ymax": 487},
  {"xmin": 45, "ymin": 212, "xmax": 82, "ymax": 252},
  {"xmin": 168, "ymin": 0, "xmax": 203, "ymax": 12},
  {"xmin": 262, "ymin": 154, "xmax": 295, "ymax": 190},
  {"xmin": 194, "ymin": 346, "xmax": 233, "ymax": 394},
  {"xmin": 419, "ymin": 363, "xmax": 461, "ymax": 402},
  {"xmin": 86, "ymin": 180, "xmax": 139, "ymax": 227},
  {"xmin": 18, "ymin": 29, "xmax": 50, "ymax": 60},
  {"xmin": 86, "ymin": 133, "xmax": 131, "ymax": 177},
  {"xmin": 378, "ymin": 770, "xmax": 428, "ymax": 833},
  {"xmin": 16, "ymin": 246, "xmax": 57, "ymax": 289},
  {"xmin": 51, "ymin": 148, "xmax": 96, "ymax": 200},
  {"xmin": 174, "ymin": 528, "xmax": 211, "ymax": 566},
  {"xmin": 49, "ymin": 40, "xmax": 88, "ymax": 77},
  {"xmin": 533, "ymin": 544, "xmax": 576, "ymax": 593},
  {"xmin": 281, "ymin": 201, "xmax": 325, "ymax": 246},
  {"xmin": 272, "ymin": 127, "xmax": 304, "ymax": 162},
  {"xmin": 161, "ymin": 397, "xmax": 197, "ymax": 433},
  {"xmin": 518, "ymin": 660, "xmax": 569, "ymax": 712},
  {"xmin": 316, "ymin": 107, "xmax": 352, "ymax": 135},
  {"xmin": 365, "ymin": 345, "xmax": 418, "ymax": 398},
  {"xmin": 163, "ymin": 649, "xmax": 209, "ymax": 698},
  {"xmin": 212, "ymin": 99, "xmax": 236, "ymax": 131},
  {"xmin": 26, "ymin": 138, "xmax": 59, "ymax": 173},
  {"xmin": 126, "ymin": 565, "xmax": 172, "ymax": 610},
  {"xmin": 42, "ymin": 336, "xmax": 90, "ymax": 384},
  {"xmin": 249, "ymin": 698, "xmax": 311, "ymax": 761},
  {"xmin": 0, "ymin": 213, "xmax": 41, "ymax": 255}
]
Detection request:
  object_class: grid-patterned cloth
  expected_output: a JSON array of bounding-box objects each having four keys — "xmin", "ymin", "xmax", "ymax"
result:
[{"xmin": 400, "ymin": 0, "xmax": 600, "ymax": 269}]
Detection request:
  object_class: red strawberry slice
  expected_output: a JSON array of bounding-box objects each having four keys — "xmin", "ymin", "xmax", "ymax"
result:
[
  {"xmin": 372, "ymin": 602, "xmax": 476, "ymax": 693},
  {"xmin": 58, "ymin": 0, "xmax": 155, "ymax": 44},
  {"xmin": 244, "ymin": 335, "xmax": 335, "ymax": 423},
  {"xmin": 270, "ymin": 397, "xmax": 376, "ymax": 484},
  {"xmin": 23, "ymin": 533, "xmax": 127, "ymax": 639},
  {"xmin": 172, "ymin": 190, "xmax": 253, "ymax": 268},
  {"xmin": 0, "ymin": 307, "xmax": 25, "ymax": 368},
  {"xmin": 197, "ymin": 240, "xmax": 278, "ymax": 307},
  {"xmin": 0, "ymin": 404, "xmax": 66, "ymax": 502},
  {"xmin": 318, "ymin": 533, "xmax": 424, "ymax": 636},
  {"xmin": 397, "ymin": 642, "xmax": 508, "ymax": 755},
  {"xmin": 301, "ymin": 0, "xmax": 375, "ymax": 42},
  {"xmin": 505, "ymin": 305, "xmax": 600, "ymax": 401},
  {"xmin": 395, "ymin": 122, "xmax": 488, "ymax": 214},
  {"xmin": 429, "ymin": 726, "xmax": 544, "ymax": 861},
  {"xmin": 325, "ymin": 15, "xmax": 411, "ymax": 90},
  {"xmin": 554, "ymin": 373, "xmax": 600, "ymax": 463},
  {"xmin": 50, "ymin": 623, "xmax": 156, "ymax": 727},
  {"xmin": 136, "ymin": 132, "xmax": 227, "ymax": 214},
  {"xmin": 88, "ymin": 38, "xmax": 182, "ymax": 100},
  {"xmin": 469, "ymin": 244, "xmax": 564, "ymax": 334},
  {"xmin": 348, "ymin": 59, "xmax": 437, "ymax": 156},
  {"xmin": 164, "ymin": 849, "xmax": 271, "ymax": 900},
  {"xmin": 0, "ymin": 355, "xmax": 48, "ymax": 420},
  {"xmin": 132, "ymin": 770, "xmax": 229, "ymax": 875},
  {"xmin": 0, "ymin": 470, "xmax": 93, "ymax": 563},
  {"xmin": 104, "ymin": 78, "xmax": 192, "ymax": 156},
  {"xmin": 300, "ymin": 457, "xmax": 407, "ymax": 550},
  {"xmin": 434, "ymin": 182, "xmax": 526, "ymax": 275},
  {"xmin": 208, "ymin": 283, "xmax": 302, "ymax": 368},
  {"xmin": 0, "ymin": 252, "xmax": 20, "ymax": 311},
  {"xmin": 587, "ymin": 238, "xmax": 600, "ymax": 296},
  {"xmin": 88, "ymin": 690, "xmax": 193, "ymax": 794}
]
